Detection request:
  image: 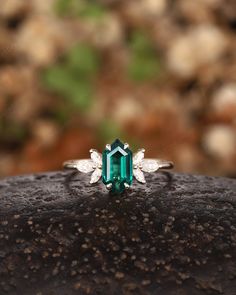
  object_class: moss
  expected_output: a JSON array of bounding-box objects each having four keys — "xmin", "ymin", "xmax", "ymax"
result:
[
  {"xmin": 55, "ymin": 0, "xmax": 106, "ymax": 20},
  {"xmin": 42, "ymin": 44, "xmax": 100, "ymax": 112},
  {"xmin": 55, "ymin": 0, "xmax": 72, "ymax": 16},
  {"xmin": 98, "ymin": 119, "xmax": 123, "ymax": 143},
  {"xmin": 67, "ymin": 44, "xmax": 100, "ymax": 78},
  {"xmin": 128, "ymin": 31, "xmax": 161, "ymax": 81},
  {"xmin": 0, "ymin": 118, "xmax": 28, "ymax": 146}
]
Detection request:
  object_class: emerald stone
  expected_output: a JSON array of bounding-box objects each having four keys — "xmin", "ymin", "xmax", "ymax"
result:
[{"xmin": 102, "ymin": 139, "xmax": 133, "ymax": 194}]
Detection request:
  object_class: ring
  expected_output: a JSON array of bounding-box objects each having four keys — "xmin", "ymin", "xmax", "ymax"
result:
[{"xmin": 63, "ymin": 139, "xmax": 174, "ymax": 194}]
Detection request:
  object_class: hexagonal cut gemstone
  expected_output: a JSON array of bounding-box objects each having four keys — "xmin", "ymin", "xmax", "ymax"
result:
[{"xmin": 102, "ymin": 139, "xmax": 133, "ymax": 193}]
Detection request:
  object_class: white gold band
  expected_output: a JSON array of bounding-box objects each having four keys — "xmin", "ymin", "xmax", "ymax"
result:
[
  {"xmin": 63, "ymin": 159, "xmax": 173, "ymax": 171},
  {"xmin": 63, "ymin": 146, "xmax": 174, "ymax": 185}
]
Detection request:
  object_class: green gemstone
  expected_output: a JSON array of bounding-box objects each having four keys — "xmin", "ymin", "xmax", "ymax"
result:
[{"xmin": 102, "ymin": 139, "xmax": 133, "ymax": 194}]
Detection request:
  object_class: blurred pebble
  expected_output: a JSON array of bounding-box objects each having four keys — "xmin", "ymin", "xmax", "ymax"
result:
[
  {"xmin": 176, "ymin": 145, "xmax": 203, "ymax": 173},
  {"xmin": 0, "ymin": 66, "xmax": 33, "ymax": 96},
  {"xmin": 123, "ymin": 0, "xmax": 166, "ymax": 22},
  {"xmin": 90, "ymin": 14, "xmax": 123, "ymax": 47},
  {"xmin": 113, "ymin": 97, "xmax": 143, "ymax": 124},
  {"xmin": 0, "ymin": 29, "xmax": 17, "ymax": 63},
  {"xmin": 141, "ymin": 0, "xmax": 167, "ymax": 16},
  {"xmin": 0, "ymin": 67, "xmax": 44, "ymax": 123},
  {"xmin": 9, "ymin": 94, "xmax": 42, "ymax": 123},
  {"xmin": 167, "ymin": 25, "xmax": 228, "ymax": 77},
  {"xmin": 178, "ymin": 0, "xmax": 221, "ymax": 23},
  {"xmin": 16, "ymin": 15, "xmax": 65, "ymax": 66},
  {"xmin": 203, "ymin": 125, "xmax": 236, "ymax": 158},
  {"xmin": 0, "ymin": 154, "xmax": 15, "ymax": 175},
  {"xmin": 32, "ymin": 120, "xmax": 59, "ymax": 147},
  {"xmin": 212, "ymin": 83, "xmax": 236, "ymax": 112},
  {"xmin": 0, "ymin": 0, "xmax": 29, "ymax": 18},
  {"xmin": 32, "ymin": 0, "xmax": 55, "ymax": 14},
  {"xmin": 0, "ymin": 96, "xmax": 6, "ymax": 112}
]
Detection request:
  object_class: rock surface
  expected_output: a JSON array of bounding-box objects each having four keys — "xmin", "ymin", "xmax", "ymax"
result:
[{"xmin": 0, "ymin": 171, "xmax": 236, "ymax": 294}]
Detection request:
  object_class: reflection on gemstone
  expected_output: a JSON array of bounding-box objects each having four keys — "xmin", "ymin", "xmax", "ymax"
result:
[{"xmin": 102, "ymin": 139, "xmax": 133, "ymax": 194}]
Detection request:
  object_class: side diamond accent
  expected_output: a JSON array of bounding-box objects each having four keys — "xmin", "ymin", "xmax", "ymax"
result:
[
  {"xmin": 91, "ymin": 150, "xmax": 102, "ymax": 167},
  {"xmin": 133, "ymin": 168, "xmax": 146, "ymax": 183},
  {"xmin": 90, "ymin": 168, "xmax": 102, "ymax": 184},
  {"xmin": 77, "ymin": 160, "xmax": 95, "ymax": 173},
  {"xmin": 141, "ymin": 159, "xmax": 159, "ymax": 173},
  {"xmin": 133, "ymin": 149, "xmax": 145, "ymax": 167}
]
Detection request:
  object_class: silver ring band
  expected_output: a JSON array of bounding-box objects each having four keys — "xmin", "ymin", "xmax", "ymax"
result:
[
  {"xmin": 63, "ymin": 160, "xmax": 91, "ymax": 170},
  {"xmin": 154, "ymin": 160, "xmax": 174, "ymax": 170},
  {"xmin": 63, "ymin": 159, "xmax": 173, "ymax": 171},
  {"xmin": 62, "ymin": 139, "xmax": 174, "ymax": 192}
]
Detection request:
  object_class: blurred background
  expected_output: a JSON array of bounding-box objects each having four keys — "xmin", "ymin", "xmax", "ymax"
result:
[{"xmin": 0, "ymin": 0, "xmax": 236, "ymax": 178}]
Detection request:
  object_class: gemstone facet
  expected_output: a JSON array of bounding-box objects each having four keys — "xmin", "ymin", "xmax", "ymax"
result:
[{"xmin": 102, "ymin": 139, "xmax": 133, "ymax": 193}]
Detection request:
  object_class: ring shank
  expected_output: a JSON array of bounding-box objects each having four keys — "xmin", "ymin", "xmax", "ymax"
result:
[
  {"xmin": 156, "ymin": 160, "xmax": 174, "ymax": 170},
  {"xmin": 63, "ymin": 159, "xmax": 174, "ymax": 171},
  {"xmin": 63, "ymin": 159, "xmax": 89, "ymax": 170}
]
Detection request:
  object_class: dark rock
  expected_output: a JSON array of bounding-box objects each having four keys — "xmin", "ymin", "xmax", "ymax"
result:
[{"xmin": 0, "ymin": 171, "xmax": 235, "ymax": 295}]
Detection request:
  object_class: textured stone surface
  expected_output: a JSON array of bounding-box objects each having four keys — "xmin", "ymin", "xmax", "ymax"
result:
[{"xmin": 0, "ymin": 171, "xmax": 236, "ymax": 295}]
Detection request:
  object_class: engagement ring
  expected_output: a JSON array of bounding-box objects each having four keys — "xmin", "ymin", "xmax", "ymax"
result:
[{"xmin": 63, "ymin": 139, "xmax": 174, "ymax": 193}]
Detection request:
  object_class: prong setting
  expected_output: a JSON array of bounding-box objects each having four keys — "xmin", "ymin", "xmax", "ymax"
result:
[
  {"xmin": 124, "ymin": 183, "xmax": 130, "ymax": 189},
  {"xmin": 90, "ymin": 149, "xmax": 97, "ymax": 153},
  {"xmin": 138, "ymin": 148, "xmax": 145, "ymax": 153},
  {"xmin": 63, "ymin": 139, "xmax": 173, "ymax": 193},
  {"xmin": 106, "ymin": 183, "xmax": 112, "ymax": 190}
]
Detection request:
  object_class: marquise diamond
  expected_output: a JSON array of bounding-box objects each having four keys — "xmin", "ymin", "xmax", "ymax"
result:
[
  {"xmin": 90, "ymin": 168, "xmax": 102, "ymax": 184},
  {"xmin": 133, "ymin": 168, "xmax": 146, "ymax": 183},
  {"xmin": 133, "ymin": 149, "xmax": 145, "ymax": 167},
  {"xmin": 91, "ymin": 150, "xmax": 102, "ymax": 167},
  {"xmin": 141, "ymin": 159, "xmax": 159, "ymax": 173},
  {"xmin": 77, "ymin": 160, "xmax": 94, "ymax": 173}
]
